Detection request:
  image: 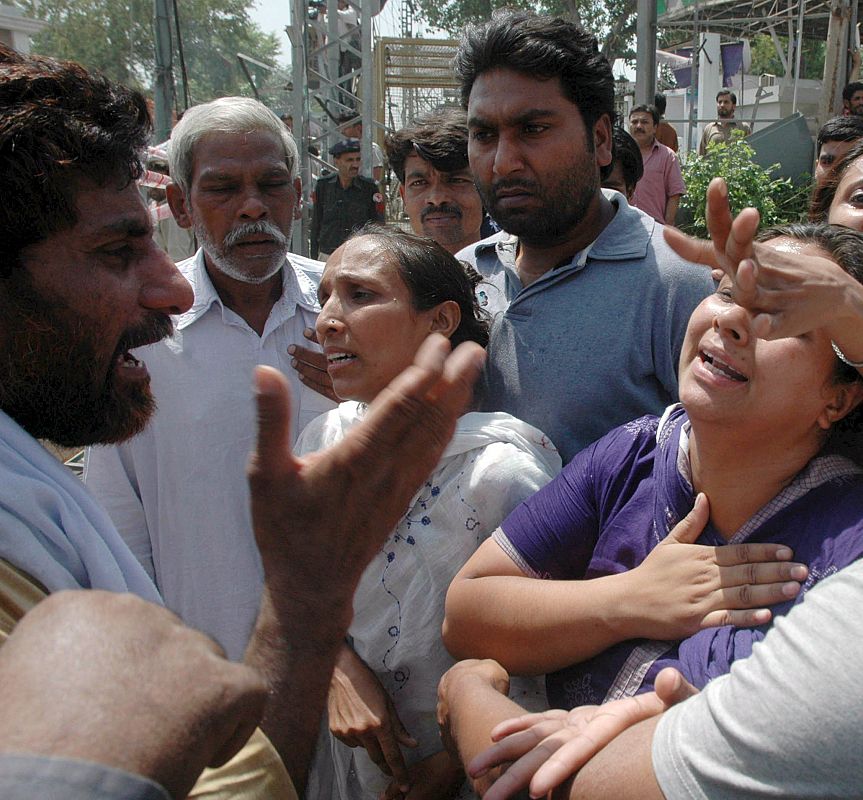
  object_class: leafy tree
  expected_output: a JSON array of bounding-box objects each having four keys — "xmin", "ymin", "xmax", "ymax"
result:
[
  {"xmin": 19, "ymin": 0, "xmax": 283, "ymax": 105},
  {"xmin": 679, "ymin": 132, "xmax": 810, "ymax": 238},
  {"xmin": 412, "ymin": 0, "xmax": 637, "ymax": 62},
  {"xmin": 747, "ymin": 32, "xmax": 825, "ymax": 81}
]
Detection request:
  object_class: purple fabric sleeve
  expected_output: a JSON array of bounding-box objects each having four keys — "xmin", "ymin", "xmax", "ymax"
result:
[
  {"xmin": 498, "ymin": 418, "xmax": 661, "ymax": 581},
  {"xmin": 498, "ymin": 439, "xmax": 602, "ymax": 580}
]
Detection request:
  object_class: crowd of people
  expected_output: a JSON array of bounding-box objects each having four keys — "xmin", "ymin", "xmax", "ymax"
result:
[{"xmin": 1, "ymin": 9, "xmax": 863, "ymax": 800}]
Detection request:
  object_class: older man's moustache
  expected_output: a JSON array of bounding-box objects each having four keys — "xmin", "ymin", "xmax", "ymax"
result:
[
  {"xmin": 117, "ymin": 314, "xmax": 174, "ymax": 353},
  {"xmin": 223, "ymin": 221, "xmax": 289, "ymax": 249},
  {"xmin": 420, "ymin": 203, "xmax": 463, "ymax": 221}
]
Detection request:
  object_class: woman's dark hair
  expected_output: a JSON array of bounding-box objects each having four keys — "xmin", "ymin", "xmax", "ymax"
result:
[
  {"xmin": 350, "ymin": 224, "xmax": 490, "ymax": 349},
  {"xmin": 756, "ymin": 223, "xmax": 863, "ymax": 456},
  {"xmin": 809, "ymin": 137, "xmax": 863, "ymax": 222}
]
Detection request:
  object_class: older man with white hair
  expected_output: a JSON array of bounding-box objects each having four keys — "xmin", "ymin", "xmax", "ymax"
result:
[{"xmin": 85, "ymin": 97, "xmax": 336, "ymax": 661}]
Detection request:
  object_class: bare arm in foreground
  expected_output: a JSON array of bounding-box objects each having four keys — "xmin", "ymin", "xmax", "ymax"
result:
[
  {"xmin": 0, "ymin": 591, "xmax": 266, "ymax": 800},
  {"xmin": 244, "ymin": 334, "xmax": 485, "ymax": 792},
  {"xmin": 443, "ymin": 496, "xmax": 805, "ymax": 675}
]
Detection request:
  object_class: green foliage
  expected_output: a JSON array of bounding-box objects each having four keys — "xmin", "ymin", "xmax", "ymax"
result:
[
  {"xmin": 680, "ymin": 134, "xmax": 810, "ymax": 238},
  {"xmin": 19, "ymin": 0, "xmax": 282, "ymax": 105},
  {"xmin": 412, "ymin": 0, "xmax": 636, "ymax": 61},
  {"xmin": 748, "ymin": 32, "xmax": 825, "ymax": 80}
]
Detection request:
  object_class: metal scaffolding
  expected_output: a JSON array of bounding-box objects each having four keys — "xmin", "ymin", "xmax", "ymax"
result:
[{"xmin": 287, "ymin": 0, "xmax": 462, "ymax": 253}]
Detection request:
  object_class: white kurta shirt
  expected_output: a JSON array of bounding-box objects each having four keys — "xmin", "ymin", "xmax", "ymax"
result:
[
  {"xmin": 298, "ymin": 403, "xmax": 561, "ymax": 799},
  {"xmin": 84, "ymin": 250, "xmax": 336, "ymax": 660}
]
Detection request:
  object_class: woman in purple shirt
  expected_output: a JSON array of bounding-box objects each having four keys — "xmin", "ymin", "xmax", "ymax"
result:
[{"xmin": 443, "ymin": 222, "xmax": 863, "ymax": 709}]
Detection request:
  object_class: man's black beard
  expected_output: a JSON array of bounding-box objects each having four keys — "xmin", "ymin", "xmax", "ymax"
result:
[
  {"xmin": 0, "ymin": 273, "xmax": 171, "ymax": 447},
  {"xmin": 477, "ymin": 167, "xmax": 597, "ymax": 246}
]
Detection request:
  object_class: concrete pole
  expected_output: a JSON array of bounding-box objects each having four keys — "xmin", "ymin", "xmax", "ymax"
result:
[
  {"xmin": 360, "ymin": 0, "xmax": 374, "ymax": 178},
  {"xmin": 818, "ymin": 0, "xmax": 852, "ymax": 125},
  {"xmin": 697, "ymin": 32, "xmax": 722, "ymax": 145},
  {"xmin": 289, "ymin": 0, "xmax": 311, "ymax": 255},
  {"xmin": 635, "ymin": 0, "xmax": 657, "ymax": 105},
  {"xmin": 152, "ymin": 0, "xmax": 174, "ymax": 143}
]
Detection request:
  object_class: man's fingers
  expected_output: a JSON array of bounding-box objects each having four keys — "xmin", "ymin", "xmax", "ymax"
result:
[
  {"xmin": 249, "ymin": 366, "xmax": 296, "ymax": 475},
  {"xmin": 359, "ymin": 734, "xmax": 390, "ymax": 775},
  {"xmin": 377, "ymin": 731, "xmax": 411, "ymax": 788},
  {"xmin": 289, "ymin": 344, "xmax": 329, "ymax": 374},
  {"xmin": 392, "ymin": 716, "xmax": 419, "ymax": 749},
  {"xmin": 361, "ymin": 336, "xmax": 484, "ymax": 461},
  {"xmin": 529, "ymin": 701, "xmax": 662, "ymax": 797},
  {"xmin": 725, "ymin": 206, "xmax": 761, "ymax": 266},
  {"xmin": 471, "ymin": 720, "xmax": 569, "ymax": 777},
  {"xmin": 719, "ymin": 560, "xmax": 808, "ymax": 588},
  {"xmin": 289, "ymin": 344, "xmax": 340, "ymax": 402},
  {"xmin": 663, "ymin": 226, "xmax": 721, "ymax": 269},
  {"xmin": 436, "ymin": 339, "xmax": 487, "ymax": 406},
  {"xmin": 714, "ymin": 542, "xmax": 794, "ymax": 567},
  {"xmin": 704, "ymin": 178, "xmax": 733, "ymax": 252},
  {"xmin": 528, "ymin": 734, "xmax": 613, "ymax": 798},
  {"xmin": 490, "ymin": 710, "xmax": 569, "ymax": 741},
  {"xmin": 701, "ymin": 607, "xmax": 773, "ymax": 629},
  {"xmin": 654, "ymin": 668, "xmax": 699, "ymax": 707},
  {"xmin": 714, "ymin": 578, "xmax": 802, "ymax": 611},
  {"xmin": 481, "ymin": 736, "xmax": 570, "ymax": 800},
  {"xmin": 732, "ymin": 258, "xmax": 760, "ymax": 305},
  {"xmin": 202, "ymin": 657, "xmax": 269, "ymax": 767},
  {"xmin": 664, "ymin": 493, "xmax": 710, "ymax": 544},
  {"xmin": 296, "ymin": 368, "xmax": 339, "ymax": 401}
]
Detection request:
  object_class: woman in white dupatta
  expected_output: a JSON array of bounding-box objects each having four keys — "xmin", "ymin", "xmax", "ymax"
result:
[{"xmin": 298, "ymin": 226, "xmax": 561, "ymax": 800}]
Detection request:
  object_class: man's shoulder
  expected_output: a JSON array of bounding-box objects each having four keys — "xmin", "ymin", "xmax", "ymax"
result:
[
  {"xmin": 286, "ymin": 252, "xmax": 325, "ymax": 284},
  {"xmin": 455, "ymin": 231, "xmax": 509, "ymax": 266},
  {"xmin": 596, "ymin": 198, "xmax": 711, "ymax": 285},
  {"xmin": 654, "ymin": 140, "xmax": 677, "ymax": 158},
  {"xmin": 314, "ymin": 172, "xmax": 338, "ymax": 190},
  {"xmin": 354, "ymin": 175, "xmax": 379, "ymax": 191}
]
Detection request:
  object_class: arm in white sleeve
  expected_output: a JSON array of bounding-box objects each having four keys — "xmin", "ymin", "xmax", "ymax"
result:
[{"xmin": 84, "ymin": 445, "xmax": 155, "ymax": 581}]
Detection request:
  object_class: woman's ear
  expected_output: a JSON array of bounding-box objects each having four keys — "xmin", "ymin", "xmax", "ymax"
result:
[
  {"xmin": 818, "ymin": 381, "xmax": 863, "ymax": 430},
  {"xmin": 429, "ymin": 300, "xmax": 461, "ymax": 339}
]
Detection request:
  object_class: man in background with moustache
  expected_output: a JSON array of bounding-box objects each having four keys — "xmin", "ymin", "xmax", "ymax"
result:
[
  {"xmin": 385, "ymin": 109, "xmax": 485, "ymax": 255},
  {"xmin": 85, "ymin": 96, "xmax": 336, "ymax": 663}
]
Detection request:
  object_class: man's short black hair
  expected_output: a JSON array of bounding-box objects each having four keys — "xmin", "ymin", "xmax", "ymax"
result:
[
  {"xmin": 454, "ymin": 10, "xmax": 615, "ymax": 135},
  {"xmin": 610, "ymin": 127, "xmax": 643, "ymax": 195},
  {"xmin": 843, "ymin": 81, "xmax": 863, "ymax": 102},
  {"xmin": 385, "ymin": 108, "xmax": 469, "ymax": 185},
  {"xmin": 630, "ymin": 104, "xmax": 659, "ymax": 125},
  {"xmin": 816, "ymin": 115, "xmax": 863, "ymax": 155},
  {"xmin": 0, "ymin": 44, "xmax": 150, "ymax": 278},
  {"xmin": 716, "ymin": 89, "xmax": 737, "ymax": 104},
  {"xmin": 810, "ymin": 136, "xmax": 863, "ymax": 221},
  {"xmin": 654, "ymin": 92, "xmax": 667, "ymax": 116}
]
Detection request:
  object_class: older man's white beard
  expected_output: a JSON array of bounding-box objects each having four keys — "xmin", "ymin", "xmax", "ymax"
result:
[{"xmin": 194, "ymin": 220, "xmax": 289, "ymax": 284}]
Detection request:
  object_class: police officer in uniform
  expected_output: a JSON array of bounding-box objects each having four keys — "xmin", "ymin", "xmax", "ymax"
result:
[{"xmin": 311, "ymin": 138, "xmax": 385, "ymax": 259}]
